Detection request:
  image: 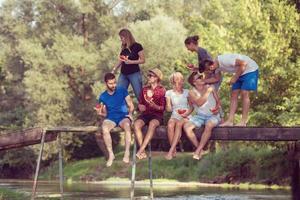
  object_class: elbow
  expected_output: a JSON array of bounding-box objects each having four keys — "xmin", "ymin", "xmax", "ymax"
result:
[{"xmin": 140, "ymin": 58, "xmax": 145, "ymax": 64}]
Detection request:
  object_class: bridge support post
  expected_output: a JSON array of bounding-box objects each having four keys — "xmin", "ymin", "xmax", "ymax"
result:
[
  {"xmin": 130, "ymin": 140, "xmax": 137, "ymax": 200},
  {"xmin": 31, "ymin": 129, "xmax": 46, "ymax": 200},
  {"xmin": 148, "ymin": 142, "xmax": 154, "ymax": 200},
  {"xmin": 58, "ymin": 132, "xmax": 64, "ymax": 199},
  {"xmin": 291, "ymin": 142, "xmax": 300, "ymax": 200}
]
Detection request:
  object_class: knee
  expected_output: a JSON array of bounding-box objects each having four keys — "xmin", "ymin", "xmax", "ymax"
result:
[
  {"xmin": 123, "ymin": 123, "xmax": 131, "ymax": 132},
  {"xmin": 167, "ymin": 121, "xmax": 175, "ymax": 130},
  {"xmin": 183, "ymin": 123, "xmax": 193, "ymax": 133},
  {"xmin": 102, "ymin": 128, "xmax": 111, "ymax": 136},
  {"xmin": 176, "ymin": 120, "xmax": 185, "ymax": 127},
  {"xmin": 241, "ymin": 90, "xmax": 249, "ymax": 98},
  {"xmin": 231, "ymin": 91, "xmax": 239, "ymax": 98},
  {"xmin": 148, "ymin": 120, "xmax": 159, "ymax": 129},
  {"xmin": 134, "ymin": 121, "xmax": 142, "ymax": 131}
]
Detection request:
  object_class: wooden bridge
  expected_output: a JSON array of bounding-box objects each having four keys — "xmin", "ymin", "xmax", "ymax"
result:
[{"xmin": 1, "ymin": 126, "xmax": 300, "ymax": 200}]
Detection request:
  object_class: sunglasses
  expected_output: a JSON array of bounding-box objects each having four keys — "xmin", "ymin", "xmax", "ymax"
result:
[
  {"xmin": 147, "ymin": 73, "xmax": 156, "ymax": 78},
  {"xmin": 194, "ymin": 74, "xmax": 204, "ymax": 81}
]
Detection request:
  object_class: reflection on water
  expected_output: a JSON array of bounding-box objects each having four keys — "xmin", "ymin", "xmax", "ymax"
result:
[{"xmin": 0, "ymin": 180, "xmax": 290, "ymax": 200}]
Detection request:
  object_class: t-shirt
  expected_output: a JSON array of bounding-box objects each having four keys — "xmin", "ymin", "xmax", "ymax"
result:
[
  {"xmin": 139, "ymin": 85, "xmax": 166, "ymax": 117},
  {"xmin": 216, "ymin": 54, "xmax": 259, "ymax": 75},
  {"xmin": 165, "ymin": 89, "xmax": 190, "ymax": 118},
  {"xmin": 99, "ymin": 87, "xmax": 129, "ymax": 120},
  {"xmin": 120, "ymin": 42, "xmax": 143, "ymax": 75},
  {"xmin": 197, "ymin": 47, "xmax": 212, "ymax": 70},
  {"xmin": 192, "ymin": 87, "xmax": 216, "ymax": 116}
]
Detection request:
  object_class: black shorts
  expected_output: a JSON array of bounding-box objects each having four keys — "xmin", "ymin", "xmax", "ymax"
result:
[{"xmin": 137, "ymin": 113, "xmax": 163, "ymax": 125}]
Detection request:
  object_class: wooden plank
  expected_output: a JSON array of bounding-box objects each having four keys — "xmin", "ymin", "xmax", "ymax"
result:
[
  {"xmin": 1, "ymin": 126, "xmax": 300, "ymax": 151},
  {"xmin": 154, "ymin": 126, "xmax": 300, "ymax": 141},
  {"xmin": 0, "ymin": 128, "xmax": 57, "ymax": 151},
  {"xmin": 46, "ymin": 126, "xmax": 99, "ymax": 133}
]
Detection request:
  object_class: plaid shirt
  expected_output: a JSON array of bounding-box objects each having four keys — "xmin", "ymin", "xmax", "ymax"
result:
[{"xmin": 139, "ymin": 85, "xmax": 166, "ymax": 117}]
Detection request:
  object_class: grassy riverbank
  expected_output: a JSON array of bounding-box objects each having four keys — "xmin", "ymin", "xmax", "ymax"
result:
[
  {"xmin": 0, "ymin": 188, "xmax": 27, "ymax": 200},
  {"xmin": 40, "ymin": 144, "xmax": 291, "ymax": 188}
]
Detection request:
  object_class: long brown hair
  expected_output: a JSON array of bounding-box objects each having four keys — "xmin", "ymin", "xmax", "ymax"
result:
[{"xmin": 119, "ymin": 28, "xmax": 136, "ymax": 50}]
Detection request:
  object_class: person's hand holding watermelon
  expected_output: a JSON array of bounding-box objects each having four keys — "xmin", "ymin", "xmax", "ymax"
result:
[
  {"xmin": 143, "ymin": 88, "xmax": 154, "ymax": 104},
  {"xmin": 177, "ymin": 109, "xmax": 189, "ymax": 118},
  {"xmin": 119, "ymin": 55, "xmax": 128, "ymax": 61}
]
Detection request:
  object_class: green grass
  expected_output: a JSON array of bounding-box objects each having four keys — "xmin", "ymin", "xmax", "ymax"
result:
[
  {"xmin": 0, "ymin": 188, "xmax": 27, "ymax": 200},
  {"xmin": 40, "ymin": 144, "xmax": 291, "ymax": 188}
]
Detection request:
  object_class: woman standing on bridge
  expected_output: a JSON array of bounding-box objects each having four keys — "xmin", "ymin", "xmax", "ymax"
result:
[
  {"xmin": 111, "ymin": 28, "xmax": 145, "ymax": 100},
  {"xmin": 165, "ymin": 72, "xmax": 193, "ymax": 160}
]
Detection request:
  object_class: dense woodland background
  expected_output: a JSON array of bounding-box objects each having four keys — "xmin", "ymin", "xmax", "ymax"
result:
[{"xmin": 0, "ymin": 0, "xmax": 299, "ymax": 180}]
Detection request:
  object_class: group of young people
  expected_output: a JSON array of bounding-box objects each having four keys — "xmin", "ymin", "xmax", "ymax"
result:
[{"xmin": 95, "ymin": 29, "xmax": 259, "ymax": 167}]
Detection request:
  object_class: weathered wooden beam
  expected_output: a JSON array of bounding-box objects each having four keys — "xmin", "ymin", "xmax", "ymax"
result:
[
  {"xmin": 45, "ymin": 126, "xmax": 99, "ymax": 133},
  {"xmin": 1, "ymin": 126, "xmax": 300, "ymax": 151},
  {"xmin": 154, "ymin": 126, "xmax": 300, "ymax": 141},
  {"xmin": 0, "ymin": 128, "xmax": 57, "ymax": 151}
]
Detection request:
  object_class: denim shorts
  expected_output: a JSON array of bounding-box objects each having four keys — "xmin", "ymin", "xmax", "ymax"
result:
[
  {"xmin": 189, "ymin": 114, "xmax": 221, "ymax": 127},
  {"xmin": 232, "ymin": 70, "xmax": 259, "ymax": 91}
]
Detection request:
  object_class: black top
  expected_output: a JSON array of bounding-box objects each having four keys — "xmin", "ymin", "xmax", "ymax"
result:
[{"xmin": 120, "ymin": 42, "xmax": 143, "ymax": 75}]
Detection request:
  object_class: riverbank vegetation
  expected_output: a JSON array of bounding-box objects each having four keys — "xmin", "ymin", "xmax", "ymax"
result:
[
  {"xmin": 40, "ymin": 143, "xmax": 291, "ymax": 186},
  {"xmin": 0, "ymin": 0, "xmax": 299, "ymax": 185}
]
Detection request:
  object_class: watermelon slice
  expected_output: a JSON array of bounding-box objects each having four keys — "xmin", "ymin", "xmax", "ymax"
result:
[
  {"xmin": 143, "ymin": 89, "xmax": 154, "ymax": 102},
  {"xmin": 177, "ymin": 109, "xmax": 187, "ymax": 115},
  {"xmin": 186, "ymin": 63, "xmax": 194, "ymax": 69},
  {"xmin": 119, "ymin": 55, "xmax": 128, "ymax": 61}
]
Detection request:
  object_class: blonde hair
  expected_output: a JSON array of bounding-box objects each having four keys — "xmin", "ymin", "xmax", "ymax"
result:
[
  {"xmin": 119, "ymin": 28, "xmax": 136, "ymax": 50},
  {"xmin": 169, "ymin": 72, "xmax": 184, "ymax": 85}
]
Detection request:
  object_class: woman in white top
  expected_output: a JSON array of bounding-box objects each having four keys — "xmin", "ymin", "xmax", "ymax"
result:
[
  {"xmin": 202, "ymin": 54, "xmax": 259, "ymax": 126},
  {"xmin": 165, "ymin": 72, "xmax": 193, "ymax": 160},
  {"xmin": 183, "ymin": 72, "xmax": 221, "ymax": 160}
]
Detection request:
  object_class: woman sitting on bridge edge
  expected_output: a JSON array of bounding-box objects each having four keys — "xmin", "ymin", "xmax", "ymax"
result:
[
  {"xmin": 134, "ymin": 68, "xmax": 166, "ymax": 160},
  {"xmin": 183, "ymin": 72, "xmax": 221, "ymax": 160},
  {"xmin": 165, "ymin": 72, "xmax": 193, "ymax": 160}
]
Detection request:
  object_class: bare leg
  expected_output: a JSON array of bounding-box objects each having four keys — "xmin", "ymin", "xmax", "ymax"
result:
[
  {"xmin": 119, "ymin": 118, "xmax": 132, "ymax": 163},
  {"xmin": 221, "ymin": 90, "xmax": 240, "ymax": 126},
  {"xmin": 167, "ymin": 118, "xmax": 177, "ymax": 146},
  {"xmin": 183, "ymin": 122, "xmax": 198, "ymax": 148},
  {"xmin": 102, "ymin": 120, "xmax": 117, "ymax": 167},
  {"xmin": 136, "ymin": 119, "xmax": 160, "ymax": 159},
  {"xmin": 237, "ymin": 90, "xmax": 250, "ymax": 126},
  {"xmin": 165, "ymin": 119, "xmax": 186, "ymax": 160},
  {"xmin": 193, "ymin": 121, "xmax": 216, "ymax": 160},
  {"xmin": 134, "ymin": 119, "xmax": 146, "ymax": 159}
]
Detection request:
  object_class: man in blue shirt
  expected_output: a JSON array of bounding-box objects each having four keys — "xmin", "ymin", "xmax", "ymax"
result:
[{"xmin": 95, "ymin": 73, "xmax": 134, "ymax": 167}]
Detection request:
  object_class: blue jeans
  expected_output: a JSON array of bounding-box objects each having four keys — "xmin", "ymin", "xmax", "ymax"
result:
[{"xmin": 117, "ymin": 71, "xmax": 143, "ymax": 99}]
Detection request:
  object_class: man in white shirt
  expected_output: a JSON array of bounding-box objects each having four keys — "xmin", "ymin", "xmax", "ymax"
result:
[{"xmin": 202, "ymin": 54, "xmax": 259, "ymax": 126}]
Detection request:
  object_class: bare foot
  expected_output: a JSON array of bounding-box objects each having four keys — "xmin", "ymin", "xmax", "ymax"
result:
[
  {"xmin": 141, "ymin": 152, "xmax": 147, "ymax": 159},
  {"xmin": 136, "ymin": 151, "xmax": 147, "ymax": 160},
  {"xmin": 106, "ymin": 155, "xmax": 115, "ymax": 167},
  {"xmin": 192, "ymin": 152, "xmax": 203, "ymax": 160},
  {"xmin": 192, "ymin": 153, "xmax": 200, "ymax": 160},
  {"xmin": 123, "ymin": 151, "xmax": 130, "ymax": 164},
  {"xmin": 220, "ymin": 121, "xmax": 234, "ymax": 127},
  {"xmin": 165, "ymin": 152, "xmax": 173, "ymax": 160},
  {"xmin": 172, "ymin": 150, "xmax": 177, "ymax": 158}
]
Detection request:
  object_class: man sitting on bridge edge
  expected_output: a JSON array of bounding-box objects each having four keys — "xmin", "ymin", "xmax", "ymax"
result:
[{"xmin": 95, "ymin": 72, "xmax": 134, "ymax": 167}]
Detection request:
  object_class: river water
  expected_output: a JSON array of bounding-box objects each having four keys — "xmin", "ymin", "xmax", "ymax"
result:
[{"xmin": 0, "ymin": 180, "xmax": 291, "ymax": 200}]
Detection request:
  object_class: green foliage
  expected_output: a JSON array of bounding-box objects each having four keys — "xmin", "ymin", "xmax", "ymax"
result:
[
  {"xmin": 0, "ymin": 0, "xmax": 299, "ymax": 176},
  {"xmin": 0, "ymin": 188, "xmax": 27, "ymax": 200},
  {"xmin": 41, "ymin": 145, "xmax": 291, "ymax": 185}
]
